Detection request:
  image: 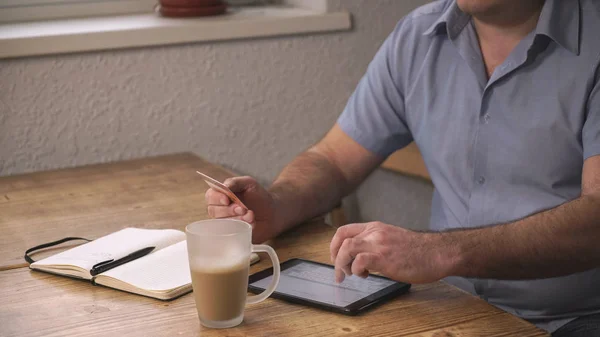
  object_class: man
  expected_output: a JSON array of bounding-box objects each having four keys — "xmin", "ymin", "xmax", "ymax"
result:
[{"xmin": 205, "ymin": 0, "xmax": 600, "ymax": 335}]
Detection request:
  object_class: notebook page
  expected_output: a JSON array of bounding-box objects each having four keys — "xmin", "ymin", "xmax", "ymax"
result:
[
  {"xmin": 99, "ymin": 240, "xmax": 190, "ymax": 291},
  {"xmin": 31, "ymin": 228, "xmax": 185, "ymax": 273}
]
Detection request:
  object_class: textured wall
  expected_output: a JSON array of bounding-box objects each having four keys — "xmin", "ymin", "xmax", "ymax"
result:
[{"xmin": 0, "ymin": 0, "xmax": 433, "ymax": 229}]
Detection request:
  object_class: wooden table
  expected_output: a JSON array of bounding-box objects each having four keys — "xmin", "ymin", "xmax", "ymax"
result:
[
  {"xmin": 0, "ymin": 153, "xmax": 549, "ymax": 337},
  {"xmin": 0, "ymin": 153, "xmax": 231, "ymax": 270}
]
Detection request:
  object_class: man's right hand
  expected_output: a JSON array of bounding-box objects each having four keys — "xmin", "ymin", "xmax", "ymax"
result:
[{"xmin": 204, "ymin": 176, "xmax": 279, "ymax": 244}]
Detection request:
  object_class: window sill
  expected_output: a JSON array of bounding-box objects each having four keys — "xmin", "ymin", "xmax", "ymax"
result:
[{"xmin": 0, "ymin": 5, "xmax": 351, "ymax": 59}]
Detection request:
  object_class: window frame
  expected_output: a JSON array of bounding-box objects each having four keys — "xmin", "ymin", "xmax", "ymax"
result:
[
  {"xmin": 0, "ymin": 0, "xmax": 157, "ymax": 23},
  {"xmin": 0, "ymin": 0, "xmax": 350, "ymax": 59}
]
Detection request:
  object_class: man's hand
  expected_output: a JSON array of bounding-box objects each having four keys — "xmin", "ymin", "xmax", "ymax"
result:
[
  {"xmin": 205, "ymin": 176, "xmax": 280, "ymax": 244},
  {"xmin": 330, "ymin": 222, "xmax": 457, "ymax": 284}
]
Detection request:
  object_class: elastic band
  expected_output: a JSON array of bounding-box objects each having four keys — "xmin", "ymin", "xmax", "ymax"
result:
[{"xmin": 24, "ymin": 237, "xmax": 91, "ymax": 264}]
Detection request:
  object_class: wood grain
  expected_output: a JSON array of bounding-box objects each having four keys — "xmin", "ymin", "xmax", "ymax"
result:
[
  {"xmin": 382, "ymin": 143, "xmax": 431, "ymax": 181},
  {"xmin": 0, "ymin": 153, "xmax": 548, "ymax": 336},
  {"xmin": 0, "ymin": 220, "xmax": 547, "ymax": 337},
  {"xmin": 0, "ymin": 153, "xmax": 234, "ymax": 270}
]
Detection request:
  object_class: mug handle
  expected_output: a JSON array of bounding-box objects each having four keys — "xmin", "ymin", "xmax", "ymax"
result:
[{"xmin": 246, "ymin": 244, "xmax": 280, "ymax": 304}]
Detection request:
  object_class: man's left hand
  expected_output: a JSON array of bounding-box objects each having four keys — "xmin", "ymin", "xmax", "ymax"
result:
[{"xmin": 330, "ymin": 222, "xmax": 457, "ymax": 284}]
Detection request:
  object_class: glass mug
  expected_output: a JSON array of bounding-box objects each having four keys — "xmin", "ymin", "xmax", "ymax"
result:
[{"xmin": 186, "ymin": 219, "xmax": 280, "ymax": 328}]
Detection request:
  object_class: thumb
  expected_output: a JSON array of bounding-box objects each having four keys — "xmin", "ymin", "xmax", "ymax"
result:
[{"xmin": 224, "ymin": 176, "xmax": 257, "ymax": 193}]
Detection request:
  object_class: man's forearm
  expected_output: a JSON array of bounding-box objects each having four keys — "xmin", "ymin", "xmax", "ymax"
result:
[
  {"xmin": 268, "ymin": 148, "xmax": 353, "ymax": 233},
  {"xmin": 443, "ymin": 193, "xmax": 600, "ymax": 279}
]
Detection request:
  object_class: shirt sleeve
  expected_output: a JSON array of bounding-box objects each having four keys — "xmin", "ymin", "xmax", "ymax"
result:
[
  {"xmin": 583, "ymin": 69, "xmax": 600, "ymax": 160},
  {"xmin": 337, "ymin": 23, "xmax": 412, "ymax": 158}
]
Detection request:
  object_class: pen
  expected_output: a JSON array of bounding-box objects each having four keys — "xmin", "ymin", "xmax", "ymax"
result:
[{"xmin": 90, "ymin": 246, "xmax": 155, "ymax": 276}]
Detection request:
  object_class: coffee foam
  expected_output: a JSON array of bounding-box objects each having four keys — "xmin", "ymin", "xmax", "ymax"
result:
[{"xmin": 190, "ymin": 255, "xmax": 248, "ymax": 273}]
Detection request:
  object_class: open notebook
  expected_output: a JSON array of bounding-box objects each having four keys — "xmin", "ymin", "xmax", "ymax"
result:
[{"xmin": 30, "ymin": 228, "xmax": 260, "ymax": 300}]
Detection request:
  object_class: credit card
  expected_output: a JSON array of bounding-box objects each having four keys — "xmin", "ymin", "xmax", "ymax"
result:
[{"xmin": 196, "ymin": 171, "xmax": 248, "ymax": 210}]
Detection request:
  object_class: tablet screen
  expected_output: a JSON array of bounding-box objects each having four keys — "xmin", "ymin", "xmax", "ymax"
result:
[{"xmin": 249, "ymin": 260, "xmax": 396, "ymax": 307}]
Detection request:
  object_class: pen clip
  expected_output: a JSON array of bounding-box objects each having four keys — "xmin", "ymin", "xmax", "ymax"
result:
[
  {"xmin": 90, "ymin": 259, "xmax": 115, "ymax": 276},
  {"xmin": 89, "ymin": 246, "xmax": 155, "ymax": 276},
  {"xmin": 92, "ymin": 259, "xmax": 114, "ymax": 270}
]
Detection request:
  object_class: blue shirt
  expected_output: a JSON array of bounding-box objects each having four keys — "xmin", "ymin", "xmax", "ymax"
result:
[{"xmin": 337, "ymin": 0, "xmax": 600, "ymax": 332}]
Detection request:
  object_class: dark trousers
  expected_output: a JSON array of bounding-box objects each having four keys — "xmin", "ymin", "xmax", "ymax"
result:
[{"xmin": 552, "ymin": 313, "xmax": 600, "ymax": 337}]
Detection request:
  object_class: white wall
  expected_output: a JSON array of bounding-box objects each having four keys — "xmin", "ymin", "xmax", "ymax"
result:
[{"xmin": 0, "ymin": 0, "xmax": 433, "ymax": 229}]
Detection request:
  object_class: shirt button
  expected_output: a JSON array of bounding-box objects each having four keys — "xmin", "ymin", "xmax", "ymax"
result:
[
  {"xmin": 477, "ymin": 176, "xmax": 486, "ymax": 185},
  {"xmin": 483, "ymin": 114, "xmax": 491, "ymax": 123}
]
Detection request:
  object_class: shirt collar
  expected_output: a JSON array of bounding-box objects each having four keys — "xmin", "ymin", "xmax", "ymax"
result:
[
  {"xmin": 423, "ymin": 0, "xmax": 580, "ymax": 55},
  {"xmin": 423, "ymin": 1, "xmax": 470, "ymax": 40},
  {"xmin": 535, "ymin": 0, "xmax": 580, "ymax": 55}
]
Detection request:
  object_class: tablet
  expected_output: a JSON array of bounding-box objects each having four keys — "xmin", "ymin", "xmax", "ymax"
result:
[{"xmin": 248, "ymin": 258, "xmax": 411, "ymax": 315}]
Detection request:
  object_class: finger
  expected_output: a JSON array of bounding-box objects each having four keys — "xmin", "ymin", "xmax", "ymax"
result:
[
  {"xmin": 334, "ymin": 239, "xmax": 349, "ymax": 282},
  {"xmin": 335, "ymin": 238, "xmax": 369, "ymax": 283},
  {"xmin": 207, "ymin": 204, "xmax": 247, "ymax": 218},
  {"xmin": 351, "ymin": 253, "xmax": 377, "ymax": 278},
  {"xmin": 330, "ymin": 223, "xmax": 368, "ymax": 263},
  {"xmin": 205, "ymin": 188, "xmax": 230, "ymax": 206},
  {"xmin": 335, "ymin": 264, "xmax": 346, "ymax": 284},
  {"xmin": 222, "ymin": 214, "xmax": 256, "ymax": 225},
  {"xmin": 241, "ymin": 210, "xmax": 255, "ymax": 224},
  {"xmin": 340, "ymin": 243, "xmax": 352, "ymax": 277},
  {"xmin": 223, "ymin": 176, "xmax": 257, "ymax": 193}
]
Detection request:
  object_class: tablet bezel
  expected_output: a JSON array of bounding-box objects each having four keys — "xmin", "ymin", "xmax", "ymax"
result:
[{"xmin": 248, "ymin": 258, "xmax": 411, "ymax": 315}]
